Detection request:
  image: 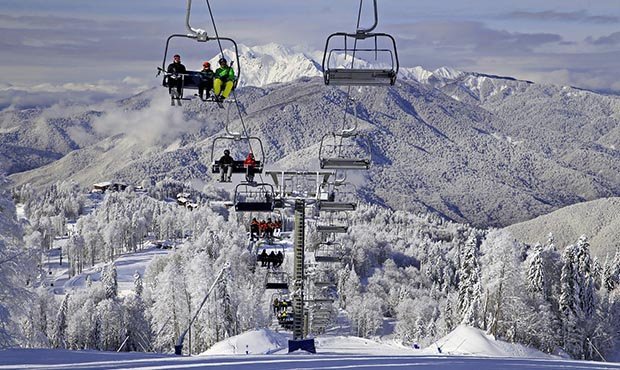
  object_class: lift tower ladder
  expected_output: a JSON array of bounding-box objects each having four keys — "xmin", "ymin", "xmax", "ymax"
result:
[
  {"xmin": 292, "ymin": 199, "xmax": 305, "ymax": 340},
  {"xmin": 288, "ymin": 199, "xmax": 316, "ymax": 353}
]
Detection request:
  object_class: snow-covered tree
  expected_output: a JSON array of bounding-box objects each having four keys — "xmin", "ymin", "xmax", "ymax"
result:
[
  {"xmin": 603, "ymin": 251, "xmax": 620, "ymax": 292},
  {"xmin": 0, "ymin": 176, "xmax": 31, "ymax": 348},
  {"xmin": 101, "ymin": 263, "xmax": 118, "ymax": 300},
  {"xmin": 22, "ymin": 286, "xmax": 56, "ymax": 348},
  {"xmin": 96, "ymin": 298, "xmax": 123, "ymax": 351},
  {"xmin": 526, "ymin": 243, "xmax": 545, "ymax": 295},
  {"xmin": 134, "ymin": 271, "xmax": 143, "ymax": 297},
  {"xmin": 338, "ymin": 264, "xmax": 361, "ymax": 310},
  {"xmin": 480, "ymin": 230, "xmax": 527, "ymax": 338},
  {"xmin": 457, "ymin": 233, "xmax": 482, "ymax": 327},
  {"xmin": 121, "ymin": 293, "xmax": 151, "ymax": 352},
  {"xmin": 348, "ymin": 294, "xmax": 383, "ymax": 338},
  {"xmin": 146, "ymin": 253, "xmax": 191, "ymax": 352},
  {"xmin": 51, "ymin": 293, "xmax": 70, "ymax": 348},
  {"xmin": 559, "ymin": 236, "xmax": 597, "ymax": 359}
]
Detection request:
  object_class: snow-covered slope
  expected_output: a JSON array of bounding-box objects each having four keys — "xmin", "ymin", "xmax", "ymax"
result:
[
  {"xmin": 7, "ymin": 76, "xmax": 620, "ymax": 228},
  {"xmin": 4, "ymin": 43, "xmax": 620, "ymax": 228},
  {"xmin": 203, "ymin": 328, "xmax": 416, "ymax": 356},
  {"xmin": 503, "ymin": 197, "xmax": 620, "ymax": 259},
  {"xmin": 2, "ymin": 347, "xmax": 615, "ymax": 369}
]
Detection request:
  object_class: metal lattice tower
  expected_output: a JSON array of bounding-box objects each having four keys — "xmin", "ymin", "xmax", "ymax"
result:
[{"xmin": 292, "ymin": 199, "xmax": 306, "ymax": 340}]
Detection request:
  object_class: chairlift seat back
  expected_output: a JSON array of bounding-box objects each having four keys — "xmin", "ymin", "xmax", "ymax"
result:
[
  {"xmin": 317, "ymin": 201, "xmax": 357, "ymax": 212},
  {"xmin": 320, "ymin": 158, "xmax": 370, "ymax": 170},
  {"xmin": 315, "ymin": 256, "xmax": 342, "ymax": 263},
  {"xmin": 265, "ymin": 282, "xmax": 289, "ymax": 290},
  {"xmin": 236, "ymin": 201, "xmax": 274, "ymax": 213},
  {"xmin": 162, "ymin": 71, "xmax": 206, "ymax": 90},
  {"xmin": 316, "ymin": 225, "xmax": 348, "ymax": 234},
  {"xmin": 324, "ymin": 68, "xmax": 396, "ymax": 86}
]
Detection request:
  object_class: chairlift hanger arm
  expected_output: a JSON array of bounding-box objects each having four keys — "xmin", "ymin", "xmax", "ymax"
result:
[
  {"xmin": 185, "ymin": 0, "xmax": 207, "ymax": 38},
  {"xmin": 356, "ymin": 0, "xmax": 379, "ymax": 35}
]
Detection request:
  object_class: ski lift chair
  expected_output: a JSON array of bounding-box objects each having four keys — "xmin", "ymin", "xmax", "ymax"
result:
[
  {"xmin": 314, "ymin": 241, "xmax": 343, "ymax": 263},
  {"xmin": 265, "ymin": 271, "xmax": 289, "ymax": 290},
  {"xmin": 321, "ymin": 0, "xmax": 399, "ymax": 86},
  {"xmin": 323, "ymin": 45, "xmax": 398, "ymax": 86},
  {"xmin": 267, "ymin": 171, "xmax": 335, "ymax": 199},
  {"xmin": 316, "ymin": 211, "xmax": 350, "ymax": 234},
  {"xmin": 159, "ymin": 33, "xmax": 241, "ymax": 99},
  {"xmin": 317, "ymin": 182, "xmax": 358, "ymax": 212},
  {"xmin": 234, "ymin": 183, "xmax": 275, "ymax": 212},
  {"xmin": 211, "ymin": 135, "xmax": 265, "ymax": 177},
  {"xmin": 319, "ymin": 132, "xmax": 371, "ymax": 170}
]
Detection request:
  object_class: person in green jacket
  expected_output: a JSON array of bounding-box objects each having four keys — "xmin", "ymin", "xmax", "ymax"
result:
[{"xmin": 213, "ymin": 57, "xmax": 236, "ymax": 101}]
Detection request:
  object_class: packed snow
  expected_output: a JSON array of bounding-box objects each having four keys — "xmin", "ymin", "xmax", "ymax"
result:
[{"xmin": 2, "ymin": 327, "xmax": 619, "ymax": 369}]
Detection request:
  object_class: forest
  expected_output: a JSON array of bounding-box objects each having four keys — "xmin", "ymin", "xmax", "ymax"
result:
[{"xmin": 1, "ymin": 177, "xmax": 619, "ymax": 360}]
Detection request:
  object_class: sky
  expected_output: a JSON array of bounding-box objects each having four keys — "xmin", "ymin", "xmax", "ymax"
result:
[{"xmin": 2, "ymin": 0, "xmax": 620, "ymax": 108}]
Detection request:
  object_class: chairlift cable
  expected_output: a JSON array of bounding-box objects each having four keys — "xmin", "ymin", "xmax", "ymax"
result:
[
  {"xmin": 205, "ymin": 0, "xmax": 252, "ymax": 154},
  {"xmin": 205, "ymin": 0, "xmax": 269, "ymax": 188},
  {"xmin": 338, "ymin": 1, "xmax": 364, "ymax": 154}
]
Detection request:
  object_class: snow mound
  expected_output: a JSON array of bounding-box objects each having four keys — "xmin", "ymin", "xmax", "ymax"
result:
[
  {"xmin": 201, "ymin": 329, "xmax": 290, "ymax": 355},
  {"xmin": 426, "ymin": 325, "xmax": 552, "ymax": 358}
]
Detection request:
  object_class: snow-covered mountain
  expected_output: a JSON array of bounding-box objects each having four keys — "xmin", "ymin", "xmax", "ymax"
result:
[
  {"xmin": 3, "ymin": 44, "xmax": 620, "ymax": 228},
  {"xmin": 213, "ymin": 43, "xmax": 322, "ymax": 88},
  {"xmin": 210, "ymin": 43, "xmax": 490, "ymax": 91}
]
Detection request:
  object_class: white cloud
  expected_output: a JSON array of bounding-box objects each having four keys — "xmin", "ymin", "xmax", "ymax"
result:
[
  {"xmin": 0, "ymin": 78, "xmax": 153, "ymax": 110},
  {"xmin": 91, "ymin": 92, "xmax": 202, "ymax": 146}
]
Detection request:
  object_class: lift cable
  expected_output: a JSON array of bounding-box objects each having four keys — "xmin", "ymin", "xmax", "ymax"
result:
[{"xmin": 205, "ymin": 0, "xmax": 270, "ymax": 188}]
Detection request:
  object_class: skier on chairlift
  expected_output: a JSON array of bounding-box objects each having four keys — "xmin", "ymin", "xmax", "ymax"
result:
[
  {"xmin": 258, "ymin": 249, "xmax": 268, "ymax": 267},
  {"xmin": 250, "ymin": 217, "xmax": 260, "ymax": 241},
  {"xmin": 275, "ymin": 250, "xmax": 284, "ymax": 268},
  {"xmin": 244, "ymin": 152, "xmax": 256, "ymax": 183},
  {"xmin": 167, "ymin": 54, "xmax": 186, "ymax": 99},
  {"xmin": 198, "ymin": 61, "xmax": 214, "ymax": 101},
  {"xmin": 219, "ymin": 149, "xmax": 234, "ymax": 182},
  {"xmin": 213, "ymin": 58, "xmax": 236, "ymax": 102}
]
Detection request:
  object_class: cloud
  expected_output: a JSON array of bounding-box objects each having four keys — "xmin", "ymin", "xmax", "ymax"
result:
[
  {"xmin": 392, "ymin": 21, "xmax": 562, "ymax": 54},
  {"xmin": 586, "ymin": 32, "xmax": 620, "ymax": 46},
  {"xmin": 464, "ymin": 50, "xmax": 620, "ymax": 93},
  {"xmin": 387, "ymin": 20, "xmax": 620, "ymax": 94},
  {"xmin": 0, "ymin": 13, "xmax": 167, "ymax": 86},
  {"xmin": 0, "ymin": 79, "xmax": 150, "ymax": 110},
  {"xmin": 91, "ymin": 92, "xmax": 202, "ymax": 146},
  {"xmin": 3, "ymin": 2, "xmax": 620, "ymax": 99},
  {"xmin": 504, "ymin": 10, "xmax": 619, "ymax": 24}
]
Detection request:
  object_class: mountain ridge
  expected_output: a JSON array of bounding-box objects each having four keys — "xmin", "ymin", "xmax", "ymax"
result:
[{"xmin": 3, "ymin": 44, "xmax": 620, "ymax": 228}]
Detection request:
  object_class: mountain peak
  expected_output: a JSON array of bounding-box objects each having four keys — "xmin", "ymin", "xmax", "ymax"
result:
[
  {"xmin": 211, "ymin": 43, "xmax": 321, "ymax": 88},
  {"xmin": 211, "ymin": 43, "xmax": 531, "ymax": 92}
]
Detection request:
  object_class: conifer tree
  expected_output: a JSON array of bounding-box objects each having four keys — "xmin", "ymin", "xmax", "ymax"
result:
[
  {"xmin": 0, "ymin": 176, "xmax": 30, "ymax": 348},
  {"xmin": 102, "ymin": 264, "xmax": 118, "ymax": 300},
  {"xmin": 603, "ymin": 251, "xmax": 620, "ymax": 292},
  {"xmin": 527, "ymin": 244, "xmax": 545, "ymax": 295},
  {"xmin": 559, "ymin": 236, "xmax": 597, "ymax": 359},
  {"xmin": 458, "ymin": 234, "xmax": 481, "ymax": 327},
  {"xmin": 134, "ymin": 271, "xmax": 143, "ymax": 297},
  {"xmin": 52, "ymin": 294, "xmax": 70, "ymax": 348}
]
